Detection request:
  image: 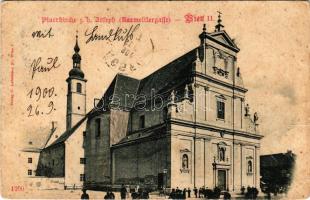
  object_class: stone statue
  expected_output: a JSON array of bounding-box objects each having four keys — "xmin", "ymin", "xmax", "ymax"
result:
[
  {"xmin": 245, "ymin": 104, "xmax": 250, "ymax": 116},
  {"xmin": 182, "ymin": 154, "xmax": 188, "ymax": 169},
  {"xmin": 184, "ymin": 84, "xmax": 189, "ymax": 99},
  {"xmin": 219, "ymin": 147, "xmax": 225, "ymax": 161},
  {"xmin": 170, "ymin": 90, "xmax": 175, "ymax": 104},
  {"xmin": 254, "ymin": 112, "xmax": 259, "ymax": 124}
]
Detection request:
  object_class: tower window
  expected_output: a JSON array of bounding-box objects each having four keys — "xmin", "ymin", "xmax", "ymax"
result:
[
  {"xmin": 217, "ymin": 100, "xmax": 225, "ymax": 119},
  {"xmin": 95, "ymin": 118, "xmax": 101, "ymax": 138},
  {"xmin": 76, "ymin": 83, "xmax": 82, "ymax": 93},
  {"xmin": 28, "ymin": 170, "xmax": 32, "ymax": 176},
  {"xmin": 28, "ymin": 157, "xmax": 32, "ymax": 163},
  {"xmin": 139, "ymin": 115, "xmax": 145, "ymax": 129}
]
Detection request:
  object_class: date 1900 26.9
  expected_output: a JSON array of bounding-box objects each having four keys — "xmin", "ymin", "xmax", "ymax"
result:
[{"xmin": 26, "ymin": 86, "xmax": 56, "ymax": 117}]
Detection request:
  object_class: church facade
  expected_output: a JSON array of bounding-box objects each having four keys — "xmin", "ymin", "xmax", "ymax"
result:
[{"xmin": 84, "ymin": 19, "xmax": 263, "ymax": 192}]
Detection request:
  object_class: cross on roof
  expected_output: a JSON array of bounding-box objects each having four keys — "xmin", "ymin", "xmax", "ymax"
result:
[{"xmin": 215, "ymin": 11, "xmax": 224, "ymax": 32}]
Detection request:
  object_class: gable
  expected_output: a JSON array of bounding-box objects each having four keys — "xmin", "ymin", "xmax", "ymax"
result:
[
  {"xmin": 209, "ymin": 31, "xmax": 239, "ymax": 52},
  {"xmin": 214, "ymin": 35, "xmax": 230, "ymax": 45}
]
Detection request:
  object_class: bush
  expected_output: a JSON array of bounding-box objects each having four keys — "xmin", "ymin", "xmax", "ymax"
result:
[
  {"xmin": 204, "ymin": 189, "xmax": 214, "ymax": 198},
  {"xmin": 213, "ymin": 187, "xmax": 221, "ymax": 199},
  {"xmin": 204, "ymin": 187, "xmax": 221, "ymax": 199},
  {"xmin": 245, "ymin": 187, "xmax": 259, "ymax": 199}
]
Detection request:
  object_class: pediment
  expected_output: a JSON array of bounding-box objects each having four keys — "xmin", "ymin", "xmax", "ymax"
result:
[
  {"xmin": 180, "ymin": 148, "xmax": 191, "ymax": 153},
  {"xmin": 209, "ymin": 31, "xmax": 239, "ymax": 52},
  {"xmin": 218, "ymin": 141, "xmax": 228, "ymax": 146}
]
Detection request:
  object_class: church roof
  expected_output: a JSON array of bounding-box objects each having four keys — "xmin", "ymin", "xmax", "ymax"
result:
[
  {"xmin": 113, "ymin": 123, "xmax": 166, "ymax": 147},
  {"xmin": 112, "ymin": 74, "xmax": 140, "ymax": 108},
  {"xmin": 93, "ymin": 74, "xmax": 140, "ymax": 114},
  {"xmin": 137, "ymin": 48, "xmax": 197, "ymax": 99}
]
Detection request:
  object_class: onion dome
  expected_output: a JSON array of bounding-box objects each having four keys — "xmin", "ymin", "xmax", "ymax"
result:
[{"xmin": 69, "ymin": 67, "xmax": 84, "ymax": 79}]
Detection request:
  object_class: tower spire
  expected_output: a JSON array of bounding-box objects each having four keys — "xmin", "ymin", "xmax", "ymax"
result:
[
  {"xmin": 74, "ymin": 31, "xmax": 80, "ymax": 53},
  {"xmin": 69, "ymin": 31, "xmax": 84, "ymax": 79},
  {"xmin": 72, "ymin": 30, "xmax": 81, "ymax": 69},
  {"xmin": 215, "ymin": 11, "xmax": 224, "ymax": 32}
]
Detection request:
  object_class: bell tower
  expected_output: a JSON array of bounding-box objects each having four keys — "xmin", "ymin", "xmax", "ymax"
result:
[{"xmin": 66, "ymin": 33, "xmax": 87, "ymax": 130}]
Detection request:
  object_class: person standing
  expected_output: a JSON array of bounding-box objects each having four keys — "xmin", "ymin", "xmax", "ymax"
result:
[
  {"xmin": 120, "ymin": 184, "xmax": 127, "ymax": 200},
  {"xmin": 81, "ymin": 189, "xmax": 89, "ymax": 200},
  {"xmin": 187, "ymin": 188, "xmax": 191, "ymax": 198},
  {"xmin": 193, "ymin": 187, "xmax": 198, "ymax": 198},
  {"xmin": 182, "ymin": 188, "xmax": 187, "ymax": 199}
]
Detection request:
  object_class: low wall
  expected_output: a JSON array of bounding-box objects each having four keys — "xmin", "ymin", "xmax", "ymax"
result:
[{"xmin": 27, "ymin": 177, "xmax": 65, "ymax": 190}]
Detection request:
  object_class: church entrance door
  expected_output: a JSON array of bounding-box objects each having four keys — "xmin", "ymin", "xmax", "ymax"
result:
[
  {"xmin": 218, "ymin": 170, "xmax": 226, "ymax": 190},
  {"xmin": 158, "ymin": 173, "xmax": 164, "ymax": 189}
]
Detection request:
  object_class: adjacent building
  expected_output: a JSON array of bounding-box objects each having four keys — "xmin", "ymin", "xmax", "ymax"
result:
[{"xmin": 22, "ymin": 122, "xmax": 57, "ymax": 177}]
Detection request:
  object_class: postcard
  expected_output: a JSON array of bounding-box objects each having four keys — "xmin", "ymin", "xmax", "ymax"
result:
[{"xmin": 0, "ymin": 1, "xmax": 309, "ymax": 199}]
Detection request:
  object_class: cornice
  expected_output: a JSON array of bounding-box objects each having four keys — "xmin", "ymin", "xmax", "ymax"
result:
[{"xmin": 169, "ymin": 118, "xmax": 263, "ymax": 140}]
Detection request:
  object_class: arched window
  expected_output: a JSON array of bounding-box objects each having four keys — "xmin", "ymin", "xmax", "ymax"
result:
[
  {"xmin": 219, "ymin": 147, "xmax": 226, "ymax": 161},
  {"xmin": 182, "ymin": 154, "xmax": 188, "ymax": 169},
  {"xmin": 77, "ymin": 83, "xmax": 82, "ymax": 93},
  {"xmin": 248, "ymin": 160, "xmax": 253, "ymax": 173}
]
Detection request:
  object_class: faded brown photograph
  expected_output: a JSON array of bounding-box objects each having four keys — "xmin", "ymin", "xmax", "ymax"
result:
[{"xmin": 0, "ymin": 1, "xmax": 309, "ymax": 199}]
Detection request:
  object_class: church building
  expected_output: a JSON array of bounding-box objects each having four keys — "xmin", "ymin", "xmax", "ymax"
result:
[
  {"xmin": 84, "ymin": 15, "xmax": 263, "ymax": 193},
  {"xmin": 37, "ymin": 15, "xmax": 263, "ymax": 192}
]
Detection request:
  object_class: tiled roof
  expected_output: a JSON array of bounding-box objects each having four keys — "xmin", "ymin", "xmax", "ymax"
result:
[
  {"xmin": 21, "ymin": 126, "xmax": 56, "ymax": 152},
  {"xmin": 93, "ymin": 73, "xmax": 140, "ymax": 114},
  {"xmin": 137, "ymin": 48, "xmax": 197, "ymax": 99}
]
